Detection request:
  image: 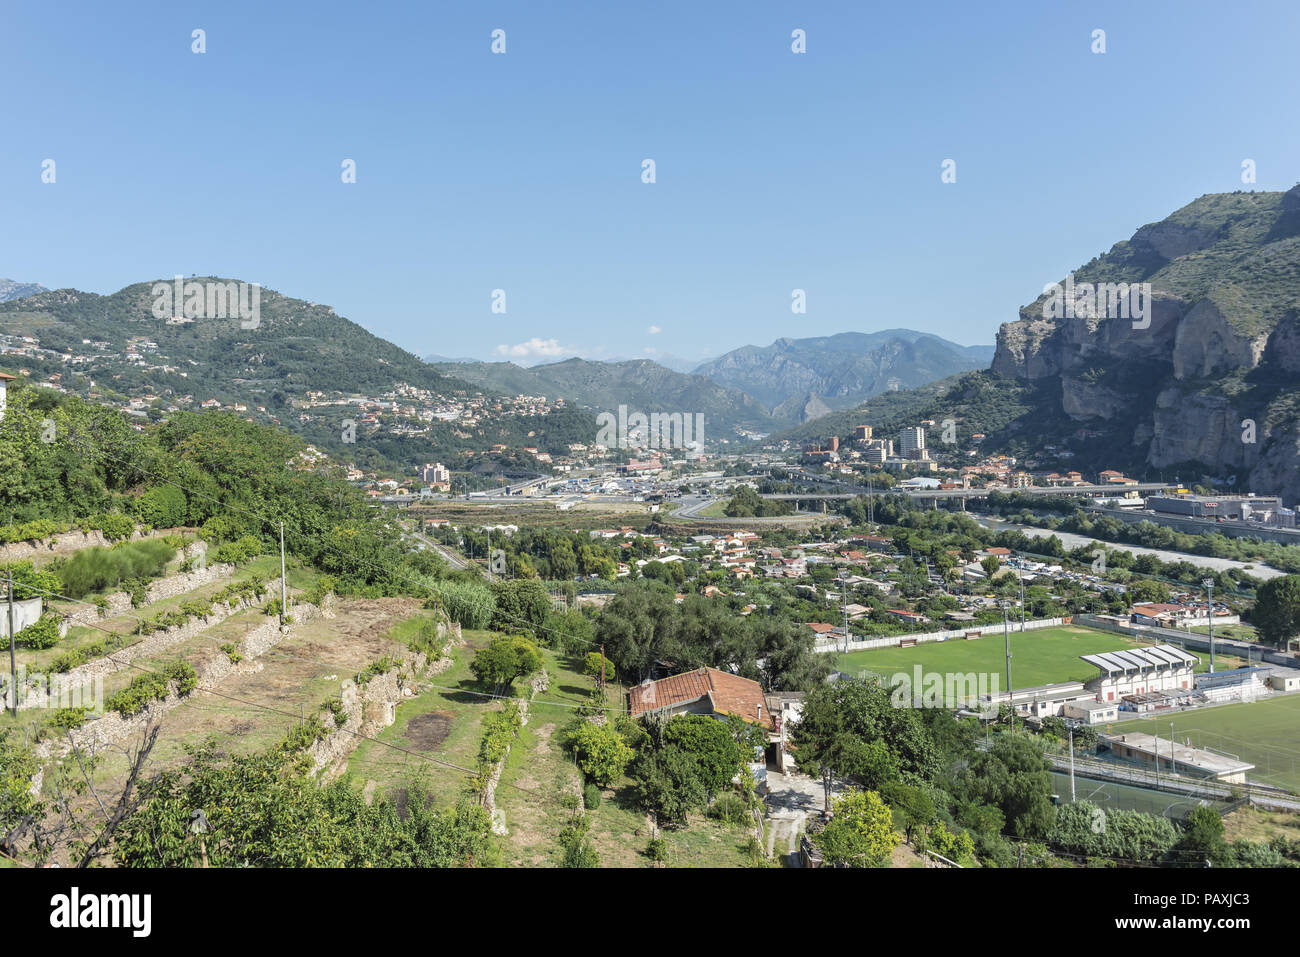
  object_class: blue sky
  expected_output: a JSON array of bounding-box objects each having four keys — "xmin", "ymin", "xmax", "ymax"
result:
[{"xmin": 3, "ymin": 0, "xmax": 1298, "ymax": 366}]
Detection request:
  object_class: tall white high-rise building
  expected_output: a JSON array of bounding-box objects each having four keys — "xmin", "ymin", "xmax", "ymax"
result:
[{"xmin": 900, "ymin": 427, "xmax": 925, "ymax": 457}]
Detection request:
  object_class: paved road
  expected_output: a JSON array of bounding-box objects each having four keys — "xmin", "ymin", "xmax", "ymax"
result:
[
  {"xmin": 979, "ymin": 518, "xmax": 1286, "ymax": 580},
  {"xmin": 764, "ymin": 769, "xmax": 839, "ymax": 866}
]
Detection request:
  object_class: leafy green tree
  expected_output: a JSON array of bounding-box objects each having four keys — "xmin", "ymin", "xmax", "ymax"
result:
[
  {"xmin": 1253, "ymin": 574, "xmax": 1300, "ymax": 647},
  {"xmin": 568, "ymin": 721, "xmax": 634, "ymax": 787},
  {"xmin": 490, "ymin": 579, "xmax": 551, "ymax": 631},
  {"xmin": 661, "ymin": 714, "xmax": 747, "ymax": 796},
  {"xmin": 814, "ymin": 789, "xmax": 899, "ymax": 867},
  {"xmin": 791, "ymin": 679, "xmax": 939, "ymax": 813},
  {"xmin": 631, "ymin": 745, "xmax": 707, "ymax": 827},
  {"xmin": 959, "ymin": 734, "xmax": 1056, "ymax": 839},
  {"xmin": 469, "ymin": 634, "xmax": 543, "ymax": 692},
  {"xmin": 881, "ymin": 781, "xmax": 935, "ymax": 844},
  {"xmin": 1179, "ymin": 806, "xmax": 1228, "ymax": 865}
]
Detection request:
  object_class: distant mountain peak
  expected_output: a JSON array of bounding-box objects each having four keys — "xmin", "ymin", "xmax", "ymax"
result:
[
  {"xmin": 0, "ymin": 278, "xmax": 48, "ymax": 303},
  {"xmin": 691, "ymin": 329, "xmax": 994, "ymax": 417}
]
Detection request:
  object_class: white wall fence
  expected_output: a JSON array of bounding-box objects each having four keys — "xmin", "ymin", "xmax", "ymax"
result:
[
  {"xmin": 1, "ymin": 597, "xmax": 44, "ymax": 639},
  {"xmin": 815, "ymin": 617, "xmax": 1068, "ymax": 654}
]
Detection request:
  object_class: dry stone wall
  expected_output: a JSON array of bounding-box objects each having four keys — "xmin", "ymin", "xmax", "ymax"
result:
[
  {"xmin": 37, "ymin": 594, "xmax": 318, "ymax": 757},
  {"xmin": 20, "ymin": 577, "xmax": 280, "ymax": 711}
]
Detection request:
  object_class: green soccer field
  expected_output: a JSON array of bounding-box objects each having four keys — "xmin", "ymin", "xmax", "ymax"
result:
[
  {"xmin": 1109, "ymin": 695, "xmax": 1300, "ymax": 793},
  {"xmin": 835, "ymin": 625, "xmax": 1237, "ymax": 693}
]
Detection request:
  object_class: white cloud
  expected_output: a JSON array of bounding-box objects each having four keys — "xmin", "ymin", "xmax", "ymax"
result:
[
  {"xmin": 647, "ymin": 325, "xmax": 661, "ymax": 335},
  {"xmin": 494, "ymin": 337, "xmax": 571, "ymax": 360}
]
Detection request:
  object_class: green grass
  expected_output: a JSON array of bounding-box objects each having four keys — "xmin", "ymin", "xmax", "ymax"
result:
[
  {"xmin": 837, "ymin": 625, "xmax": 1242, "ymax": 691},
  {"xmin": 1110, "ymin": 694, "xmax": 1300, "ymax": 794},
  {"xmin": 1188, "ymin": 622, "xmax": 1258, "ymax": 642}
]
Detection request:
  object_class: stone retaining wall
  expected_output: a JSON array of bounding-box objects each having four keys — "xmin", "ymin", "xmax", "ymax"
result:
[
  {"xmin": 42, "ymin": 598, "xmax": 323, "ymax": 757},
  {"xmin": 20, "ymin": 578, "xmax": 280, "ymax": 711},
  {"xmin": 0, "ymin": 526, "xmax": 181, "ymax": 564},
  {"xmin": 308, "ymin": 617, "xmax": 464, "ymax": 780}
]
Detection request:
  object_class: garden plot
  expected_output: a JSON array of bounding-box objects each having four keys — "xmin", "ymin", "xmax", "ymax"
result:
[{"xmin": 50, "ymin": 598, "xmax": 432, "ymax": 800}]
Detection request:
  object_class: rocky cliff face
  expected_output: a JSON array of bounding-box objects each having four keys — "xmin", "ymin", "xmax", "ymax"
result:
[{"xmin": 991, "ymin": 186, "xmax": 1300, "ymax": 505}]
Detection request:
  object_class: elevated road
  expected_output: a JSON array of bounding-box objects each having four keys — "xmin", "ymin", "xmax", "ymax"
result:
[{"xmin": 760, "ymin": 482, "xmax": 1172, "ymax": 502}]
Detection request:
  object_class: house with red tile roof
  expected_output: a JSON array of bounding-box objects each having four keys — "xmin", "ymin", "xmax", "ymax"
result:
[{"xmin": 627, "ymin": 666, "xmax": 773, "ymax": 731}]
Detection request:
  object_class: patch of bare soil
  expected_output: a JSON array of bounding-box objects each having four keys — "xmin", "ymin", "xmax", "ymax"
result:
[{"xmin": 406, "ymin": 711, "xmax": 453, "ymax": 751}]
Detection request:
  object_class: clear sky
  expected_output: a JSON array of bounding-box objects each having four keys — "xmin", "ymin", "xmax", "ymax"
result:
[{"xmin": 3, "ymin": 0, "xmax": 1298, "ymax": 366}]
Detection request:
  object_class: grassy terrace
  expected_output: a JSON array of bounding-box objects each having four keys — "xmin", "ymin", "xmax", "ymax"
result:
[
  {"xmin": 347, "ymin": 629, "xmax": 760, "ymax": 867},
  {"xmin": 32, "ymin": 598, "xmax": 433, "ymax": 801},
  {"xmin": 15, "ymin": 555, "xmax": 289, "ymax": 675}
]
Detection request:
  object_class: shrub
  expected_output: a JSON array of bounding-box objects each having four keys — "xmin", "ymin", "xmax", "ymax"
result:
[
  {"xmin": 219, "ymin": 643, "xmax": 242, "ymax": 664},
  {"xmin": 17, "ymin": 614, "xmax": 62, "ymax": 650},
  {"xmin": 568, "ymin": 721, "xmax": 634, "ymax": 787},
  {"xmin": 210, "ymin": 535, "xmax": 262, "ymax": 565},
  {"xmin": 409, "ymin": 618, "xmax": 445, "ymax": 658},
  {"xmin": 59, "ymin": 540, "xmax": 176, "ymax": 598},
  {"xmin": 86, "ymin": 513, "xmax": 135, "ymax": 541},
  {"xmin": 0, "ymin": 519, "xmax": 68, "ymax": 545},
  {"xmin": 583, "ymin": 782, "xmax": 602, "ymax": 810},
  {"xmin": 707, "ymin": 791, "xmax": 751, "ymax": 827},
  {"xmin": 51, "ymin": 707, "xmax": 88, "ymax": 731},
  {"xmin": 135, "ymin": 486, "xmax": 187, "ymax": 529},
  {"xmin": 51, "ymin": 640, "xmax": 106, "ymax": 673},
  {"xmin": 304, "ymin": 575, "xmax": 337, "ymax": 606}
]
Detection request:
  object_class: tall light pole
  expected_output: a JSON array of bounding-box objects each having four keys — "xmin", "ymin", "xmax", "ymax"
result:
[
  {"xmin": 1202, "ymin": 578, "xmax": 1215, "ymax": 673},
  {"xmin": 6, "ymin": 570, "xmax": 16, "ymax": 718},
  {"xmin": 1067, "ymin": 719, "xmax": 1077, "ymax": 802},
  {"xmin": 841, "ymin": 575, "xmax": 850, "ymax": 656},
  {"xmin": 1002, "ymin": 599, "xmax": 1013, "ymax": 732}
]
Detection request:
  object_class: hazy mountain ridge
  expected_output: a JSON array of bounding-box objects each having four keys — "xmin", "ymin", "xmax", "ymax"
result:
[
  {"xmin": 0, "ymin": 278, "xmax": 47, "ymax": 303},
  {"xmin": 426, "ymin": 356, "xmax": 777, "ymax": 435},
  {"xmin": 691, "ymin": 330, "xmax": 994, "ymax": 417}
]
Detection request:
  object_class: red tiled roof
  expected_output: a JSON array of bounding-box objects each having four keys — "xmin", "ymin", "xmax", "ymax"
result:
[{"xmin": 627, "ymin": 667, "xmax": 772, "ymax": 729}]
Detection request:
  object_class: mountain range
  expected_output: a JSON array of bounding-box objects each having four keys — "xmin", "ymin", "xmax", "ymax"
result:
[
  {"xmin": 430, "ymin": 330, "xmax": 994, "ymax": 433},
  {"xmin": 0, "ymin": 278, "xmax": 47, "ymax": 303},
  {"xmin": 0, "ymin": 280, "xmax": 594, "ymax": 472},
  {"xmin": 690, "ymin": 331, "xmax": 994, "ymax": 419},
  {"xmin": 424, "ymin": 357, "xmax": 777, "ymax": 435}
]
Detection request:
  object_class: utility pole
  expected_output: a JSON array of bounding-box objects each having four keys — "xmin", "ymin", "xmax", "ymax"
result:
[
  {"xmin": 1019, "ymin": 573, "xmax": 1026, "ymax": 633},
  {"xmin": 841, "ymin": 576, "xmax": 850, "ymax": 655},
  {"xmin": 1002, "ymin": 600, "xmax": 1013, "ymax": 733},
  {"xmin": 1067, "ymin": 722, "xmax": 1076, "ymax": 802},
  {"xmin": 279, "ymin": 522, "xmax": 287, "ymax": 626},
  {"xmin": 7, "ymin": 571, "xmax": 16, "ymax": 717},
  {"xmin": 1202, "ymin": 578, "xmax": 1215, "ymax": 673}
]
